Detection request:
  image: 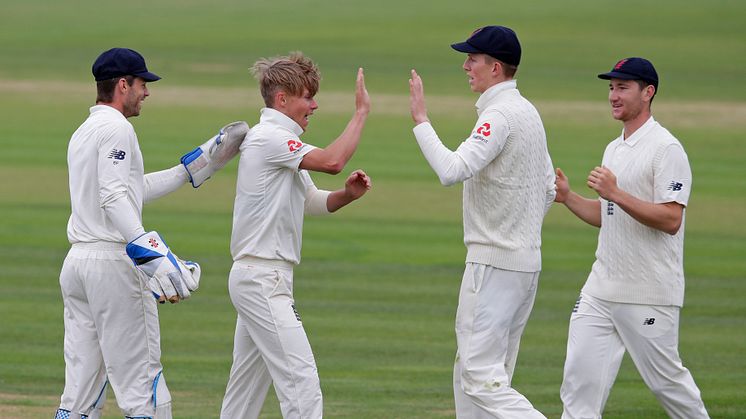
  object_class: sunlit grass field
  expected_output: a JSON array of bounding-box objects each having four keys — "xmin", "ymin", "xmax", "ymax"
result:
[{"xmin": 1, "ymin": 0, "xmax": 744, "ymax": 417}]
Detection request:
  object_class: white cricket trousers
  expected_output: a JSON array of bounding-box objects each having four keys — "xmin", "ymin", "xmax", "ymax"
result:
[
  {"xmin": 453, "ymin": 263, "xmax": 546, "ymax": 419},
  {"xmin": 221, "ymin": 257, "xmax": 322, "ymax": 419},
  {"xmin": 57, "ymin": 242, "xmax": 172, "ymax": 419},
  {"xmin": 560, "ymin": 293, "xmax": 709, "ymax": 419}
]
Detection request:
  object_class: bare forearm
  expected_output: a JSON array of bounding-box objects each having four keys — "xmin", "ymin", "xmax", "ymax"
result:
[
  {"xmin": 325, "ymin": 110, "xmax": 368, "ymax": 168},
  {"xmin": 563, "ymin": 191, "xmax": 602, "ymax": 227},
  {"xmin": 609, "ymin": 190, "xmax": 683, "ymax": 234},
  {"xmin": 301, "ymin": 111, "xmax": 367, "ymax": 175},
  {"xmin": 326, "ymin": 188, "xmax": 358, "ymax": 213},
  {"xmin": 325, "ymin": 169, "xmax": 371, "ymax": 212}
]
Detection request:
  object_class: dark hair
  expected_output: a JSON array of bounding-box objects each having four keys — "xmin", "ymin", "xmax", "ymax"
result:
[
  {"xmin": 96, "ymin": 75, "xmax": 135, "ymax": 103},
  {"xmin": 634, "ymin": 79, "xmax": 657, "ymax": 104}
]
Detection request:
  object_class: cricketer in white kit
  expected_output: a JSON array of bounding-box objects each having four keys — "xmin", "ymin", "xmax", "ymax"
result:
[
  {"xmin": 555, "ymin": 57, "xmax": 709, "ymax": 418},
  {"xmin": 409, "ymin": 26, "xmax": 555, "ymax": 418},
  {"xmin": 56, "ymin": 47, "xmax": 247, "ymax": 419},
  {"xmin": 220, "ymin": 52, "xmax": 371, "ymax": 419}
]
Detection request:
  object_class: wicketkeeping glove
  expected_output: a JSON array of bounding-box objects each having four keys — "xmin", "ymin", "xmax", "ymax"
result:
[
  {"xmin": 180, "ymin": 121, "xmax": 250, "ymax": 188},
  {"xmin": 126, "ymin": 231, "xmax": 201, "ymax": 303}
]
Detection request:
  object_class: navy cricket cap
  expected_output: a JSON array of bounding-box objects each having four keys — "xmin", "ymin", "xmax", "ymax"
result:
[
  {"xmin": 451, "ymin": 26, "xmax": 521, "ymax": 66},
  {"xmin": 598, "ymin": 57, "xmax": 658, "ymax": 89},
  {"xmin": 92, "ymin": 48, "xmax": 161, "ymax": 82}
]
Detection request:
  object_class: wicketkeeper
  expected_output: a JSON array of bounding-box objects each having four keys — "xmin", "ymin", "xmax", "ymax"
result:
[{"xmin": 55, "ymin": 47, "xmax": 248, "ymax": 419}]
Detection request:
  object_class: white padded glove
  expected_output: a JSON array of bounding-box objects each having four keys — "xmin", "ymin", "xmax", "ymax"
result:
[
  {"xmin": 126, "ymin": 231, "xmax": 201, "ymax": 303},
  {"xmin": 180, "ymin": 121, "xmax": 250, "ymax": 187}
]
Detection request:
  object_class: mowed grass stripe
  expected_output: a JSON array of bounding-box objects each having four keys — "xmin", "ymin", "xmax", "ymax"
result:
[{"xmin": 2, "ymin": 78, "xmax": 746, "ymax": 128}]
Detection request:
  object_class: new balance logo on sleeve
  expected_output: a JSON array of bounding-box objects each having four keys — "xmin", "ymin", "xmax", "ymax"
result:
[
  {"xmin": 643, "ymin": 318, "xmax": 656, "ymax": 325},
  {"xmin": 108, "ymin": 149, "xmax": 127, "ymax": 160},
  {"xmin": 668, "ymin": 181, "xmax": 683, "ymax": 191}
]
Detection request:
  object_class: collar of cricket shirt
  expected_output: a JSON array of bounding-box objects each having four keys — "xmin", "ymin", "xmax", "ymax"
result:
[
  {"xmin": 620, "ymin": 115, "xmax": 657, "ymax": 147},
  {"xmin": 475, "ymin": 79, "xmax": 518, "ymax": 115},
  {"xmin": 260, "ymin": 107, "xmax": 304, "ymax": 137},
  {"xmin": 90, "ymin": 104, "xmax": 128, "ymax": 120}
]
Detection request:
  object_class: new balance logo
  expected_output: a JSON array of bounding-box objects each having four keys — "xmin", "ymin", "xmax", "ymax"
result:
[
  {"xmin": 607, "ymin": 201, "xmax": 615, "ymax": 215},
  {"xmin": 643, "ymin": 318, "xmax": 656, "ymax": 325},
  {"xmin": 108, "ymin": 149, "xmax": 126, "ymax": 160},
  {"xmin": 668, "ymin": 181, "xmax": 683, "ymax": 191}
]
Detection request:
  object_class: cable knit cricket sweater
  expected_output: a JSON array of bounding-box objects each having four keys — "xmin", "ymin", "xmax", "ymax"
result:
[
  {"xmin": 463, "ymin": 83, "xmax": 554, "ymax": 272},
  {"xmin": 414, "ymin": 81, "xmax": 555, "ymax": 273}
]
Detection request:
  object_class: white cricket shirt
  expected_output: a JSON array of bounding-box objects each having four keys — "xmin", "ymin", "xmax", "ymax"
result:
[
  {"xmin": 230, "ymin": 108, "xmax": 318, "ymax": 265},
  {"xmin": 66, "ymin": 105, "xmax": 145, "ymax": 244},
  {"xmin": 583, "ymin": 117, "xmax": 692, "ymax": 307}
]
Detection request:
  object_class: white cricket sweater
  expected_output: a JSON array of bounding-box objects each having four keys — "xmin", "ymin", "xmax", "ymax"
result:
[
  {"xmin": 583, "ymin": 117, "xmax": 692, "ymax": 307},
  {"xmin": 414, "ymin": 81, "xmax": 555, "ymax": 272}
]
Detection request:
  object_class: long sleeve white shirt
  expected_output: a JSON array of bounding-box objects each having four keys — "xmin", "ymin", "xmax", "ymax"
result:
[{"xmin": 67, "ymin": 105, "xmax": 145, "ymax": 243}]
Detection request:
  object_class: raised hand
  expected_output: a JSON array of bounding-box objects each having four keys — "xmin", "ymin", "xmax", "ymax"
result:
[
  {"xmin": 355, "ymin": 68, "xmax": 371, "ymax": 116},
  {"xmin": 409, "ymin": 69, "xmax": 429, "ymax": 124}
]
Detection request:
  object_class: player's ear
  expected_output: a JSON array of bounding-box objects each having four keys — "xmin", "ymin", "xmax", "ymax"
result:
[
  {"xmin": 273, "ymin": 90, "xmax": 287, "ymax": 109},
  {"xmin": 116, "ymin": 77, "xmax": 127, "ymax": 92},
  {"xmin": 490, "ymin": 58, "xmax": 502, "ymax": 77},
  {"xmin": 642, "ymin": 84, "xmax": 655, "ymax": 102}
]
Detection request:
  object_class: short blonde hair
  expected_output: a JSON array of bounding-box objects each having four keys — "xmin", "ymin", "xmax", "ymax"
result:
[{"xmin": 251, "ymin": 52, "xmax": 321, "ymax": 107}]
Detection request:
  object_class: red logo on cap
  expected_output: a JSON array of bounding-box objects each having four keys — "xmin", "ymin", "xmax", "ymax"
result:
[
  {"xmin": 614, "ymin": 59, "xmax": 629, "ymax": 70},
  {"xmin": 287, "ymin": 139, "xmax": 303, "ymax": 152},
  {"xmin": 476, "ymin": 122, "xmax": 491, "ymax": 137}
]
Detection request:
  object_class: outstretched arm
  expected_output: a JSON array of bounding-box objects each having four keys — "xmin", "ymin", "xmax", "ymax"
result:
[
  {"xmin": 555, "ymin": 167, "xmax": 602, "ymax": 227},
  {"xmin": 144, "ymin": 165, "xmax": 189, "ymax": 203},
  {"xmin": 300, "ymin": 68, "xmax": 370, "ymax": 174},
  {"xmin": 409, "ymin": 69, "xmax": 509, "ymax": 186}
]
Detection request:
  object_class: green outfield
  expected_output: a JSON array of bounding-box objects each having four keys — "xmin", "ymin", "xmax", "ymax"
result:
[{"xmin": 1, "ymin": 0, "xmax": 745, "ymax": 417}]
